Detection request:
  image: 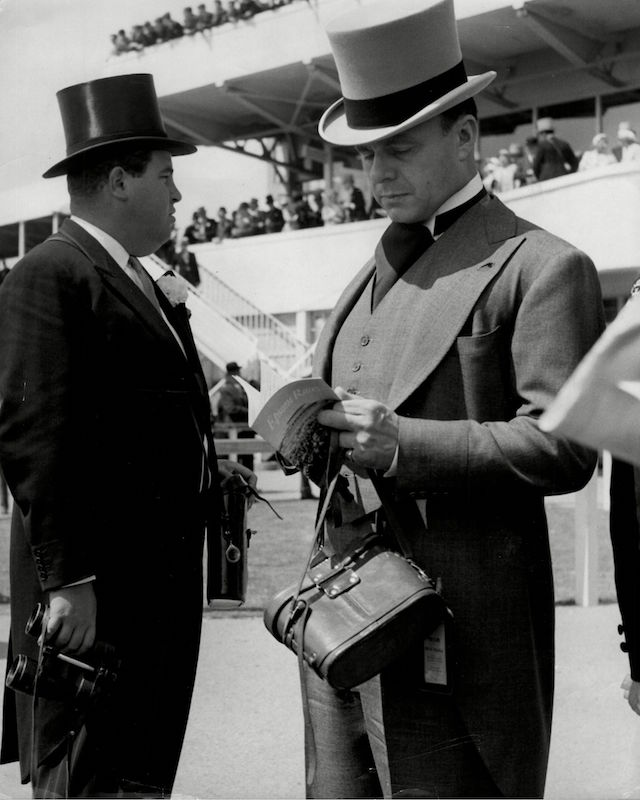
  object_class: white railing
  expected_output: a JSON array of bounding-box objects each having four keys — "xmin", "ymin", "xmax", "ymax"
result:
[{"xmin": 198, "ymin": 267, "xmax": 310, "ymax": 376}]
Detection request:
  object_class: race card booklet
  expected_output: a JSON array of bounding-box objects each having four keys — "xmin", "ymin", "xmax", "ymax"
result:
[{"xmin": 239, "ymin": 362, "xmax": 338, "ymax": 480}]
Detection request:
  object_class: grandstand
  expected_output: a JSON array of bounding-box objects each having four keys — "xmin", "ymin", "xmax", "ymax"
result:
[{"xmin": 3, "ymin": 0, "xmax": 640, "ymax": 378}]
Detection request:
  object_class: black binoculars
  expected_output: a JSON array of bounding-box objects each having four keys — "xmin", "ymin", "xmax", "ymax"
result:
[{"xmin": 5, "ymin": 604, "xmax": 119, "ymax": 707}]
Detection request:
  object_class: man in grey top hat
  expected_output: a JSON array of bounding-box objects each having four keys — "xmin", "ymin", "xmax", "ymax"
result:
[
  {"xmin": 299, "ymin": 0, "xmax": 605, "ymax": 797},
  {"xmin": 0, "ymin": 73, "xmax": 254, "ymax": 797}
]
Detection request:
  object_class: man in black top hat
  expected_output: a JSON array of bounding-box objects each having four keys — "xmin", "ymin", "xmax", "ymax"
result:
[
  {"xmin": 0, "ymin": 73, "xmax": 255, "ymax": 798},
  {"xmin": 291, "ymin": 1, "xmax": 605, "ymax": 798}
]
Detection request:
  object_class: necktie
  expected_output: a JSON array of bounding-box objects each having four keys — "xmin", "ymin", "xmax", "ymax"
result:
[
  {"xmin": 127, "ymin": 256, "xmax": 163, "ymax": 315},
  {"xmin": 372, "ymin": 188, "xmax": 487, "ymax": 310},
  {"xmin": 372, "ymin": 223, "xmax": 434, "ymax": 309}
]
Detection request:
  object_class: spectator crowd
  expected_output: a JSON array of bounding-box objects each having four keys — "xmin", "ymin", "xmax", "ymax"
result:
[
  {"xmin": 110, "ymin": 1, "xmax": 297, "ymax": 54},
  {"xmin": 482, "ymin": 117, "xmax": 640, "ymax": 193},
  {"xmin": 157, "ymin": 174, "xmax": 378, "ymax": 260}
]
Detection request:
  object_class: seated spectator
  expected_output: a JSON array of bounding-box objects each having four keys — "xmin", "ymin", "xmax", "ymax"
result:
[
  {"xmin": 307, "ymin": 191, "xmax": 323, "ymax": 227},
  {"xmin": 337, "ymin": 174, "xmax": 367, "ymax": 221},
  {"xmin": 155, "ymin": 224, "xmax": 179, "ymax": 264},
  {"xmin": 508, "ymin": 142, "xmax": 529, "ymax": 185},
  {"xmin": 237, "ymin": 0, "xmax": 267, "ymax": 19},
  {"xmin": 490, "ymin": 148, "xmax": 525, "ymax": 192},
  {"xmin": 212, "ymin": 0, "xmax": 230, "ymax": 25},
  {"xmin": 183, "ymin": 7, "xmax": 200, "ymax": 34},
  {"xmin": 533, "ymin": 117, "xmax": 579, "ymax": 181},
  {"xmin": 130, "ymin": 25, "xmax": 148, "ymax": 49},
  {"xmin": 196, "ymin": 4, "xmax": 215, "ymax": 29},
  {"xmin": 226, "ymin": 0, "xmax": 240, "ymax": 21},
  {"xmin": 216, "ymin": 207, "xmax": 232, "ymax": 242},
  {"xmin": 264, "ymin": 194, "xmax": 284, "ymax": 233},
  {"xmin": 523, "ymin": 135, "xmax": 539, "ymax": 182},
  {"xmin": 481, "ymin": 157, "xmax": 500, "ymax": 192},
  {"xmin": 291, "ymin": 191, "xmax": 315, "ymax": 229},
  {"xmin": 232, "ymin": 202, "xmax": 256, "ymax": 237},
  {"xmin": 578, "ymin": 133, "xmax": 617, "ymax": 171},
  {"xmin": 321, "ymin": 189, "xmax": 346, "ymax": 225},
  {"xmin": 162, "ymin": 12, "xmax": 184, "ymax": 39},
  {"xmin": 248, "ymin": 198, "xmax": 266, "ymax": 235},
  {"xmin": 153, "ymin": 17, "xmax": 170, "ymax": 41},
  {"xmin": 281, "ymin": 196, "xmax": 297, "ymax": 231},
  {"xmin": 173, "ymin": 238, "xmax": 202, "ymax": 286},
  {"xmin": 617, "ymin": 123, "xmax": 640, "ymax": 162},
  {"xmin": 111, "ymin": 29, "xmax": 143, "ymax": 54},
  {"xmin": 141, "ymin": 21, "xmax": 158, "ymax": 45},
  {"xmin": 185, "ymin": 207, "xmax": 216, "ymax": 243}
]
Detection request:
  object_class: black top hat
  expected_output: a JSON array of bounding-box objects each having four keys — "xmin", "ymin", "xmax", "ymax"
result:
[{"xmin": 43, "ymin": 73, "xmax": 197, "ymax": 179}]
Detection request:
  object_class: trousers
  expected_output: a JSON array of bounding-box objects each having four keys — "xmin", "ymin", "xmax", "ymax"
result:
[{"xmin": 301, "ymin": 663, "xmax": 502, "ymax": 799}]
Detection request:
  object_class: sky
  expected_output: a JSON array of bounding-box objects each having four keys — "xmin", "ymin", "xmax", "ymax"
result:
[{"xmin": 0, "ymin": 0, "xmax": 271, "ymax": 231}]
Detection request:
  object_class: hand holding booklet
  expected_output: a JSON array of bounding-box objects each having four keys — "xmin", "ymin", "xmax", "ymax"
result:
[
  {"xmin": 237, "ymin": 362, "xmax": 338, "ymax": 482},
  {"xmin": 539, "ymin": 295, "xmax": 640, "ymax": 465}
]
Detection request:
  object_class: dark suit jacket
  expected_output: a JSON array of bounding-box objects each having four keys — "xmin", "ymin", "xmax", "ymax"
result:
[
  {"xmin": 313, "ymin": 193, "xmax": 604, "ymax": 798},
  {"xmin": 0, "ymin": 219, "xmax": 220, "ymax": 792},
  {"xmin": 609, "ymin": 459, "xmax": 640, "ymax": 681},
  {"xmin": 533, "ymin": 135, "xmax": 579, "ymax": 181}
]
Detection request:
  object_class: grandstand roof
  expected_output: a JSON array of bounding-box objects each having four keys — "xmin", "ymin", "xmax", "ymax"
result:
[{"xmin": 104, "ymin": 0, "xmax": 640, "ymax": 152}]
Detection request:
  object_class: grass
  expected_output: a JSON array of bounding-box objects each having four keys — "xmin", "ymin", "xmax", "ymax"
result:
[{"xmin": 0, "ymin": 473, "xmax": 618, "ymax": 616}]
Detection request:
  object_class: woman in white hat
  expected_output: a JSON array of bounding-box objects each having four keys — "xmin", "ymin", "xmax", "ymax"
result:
[
  {"xmin": 618, "ymin": 123, "xmax": 640, "ymax": 162},
  {"xmin": 578, "ymin": 132, "xmax": 617, "ymax": 171}
]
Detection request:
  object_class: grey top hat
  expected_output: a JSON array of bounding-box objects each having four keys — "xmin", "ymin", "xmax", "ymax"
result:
[
  {"xmin": 43, "ymin": 74, "xmax": 197, "ymax": 179},
  {"xmin": 319, "ymin": 0, "xmax": 496, "ymax": 147}
]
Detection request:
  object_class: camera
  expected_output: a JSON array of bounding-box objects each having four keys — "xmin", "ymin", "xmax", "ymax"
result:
[{"xmin": 5, "ymin": 604, "xmax": 119, "ymax": 708}]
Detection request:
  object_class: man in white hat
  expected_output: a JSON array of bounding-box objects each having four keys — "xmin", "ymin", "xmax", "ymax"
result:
[
  {"xmin": 300, "ymin": 1, "xmax": 605, "ymax": 797},
  {"xmin": 532, "ymin": 117, "xmax": 579, "ymax": 181}
]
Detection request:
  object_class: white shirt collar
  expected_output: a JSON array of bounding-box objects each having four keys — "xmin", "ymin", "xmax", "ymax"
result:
[
  {"xmin": 425, "ymin": 173, "xmax": 483, "ymax": 237},
  {"xmin": 70, "ymin": 215, "xmax": 130, "ymax": 268}
]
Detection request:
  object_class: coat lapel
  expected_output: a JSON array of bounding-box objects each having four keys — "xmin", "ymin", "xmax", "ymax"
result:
[
  {"xmin": 55, "ymin": 221, "xmax": 188, "ymax": 364},
  {"xmin": 314, "ymin": 195, "xmax": 526, "ymax": 410}
]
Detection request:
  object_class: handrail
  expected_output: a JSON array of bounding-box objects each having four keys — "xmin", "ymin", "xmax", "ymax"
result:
[{"xmin": 197, "ymin": 266, "xmax": 310, "ymax": 374}]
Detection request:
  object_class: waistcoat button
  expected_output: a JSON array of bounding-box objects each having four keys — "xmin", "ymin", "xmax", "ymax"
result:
[
  {"xmin": 360, "ymin": 335, "xmax": 370, "ymax": 346},
  {"xmin": 352, "ymin": 363, "xmax": 361, "ymax": 372}
]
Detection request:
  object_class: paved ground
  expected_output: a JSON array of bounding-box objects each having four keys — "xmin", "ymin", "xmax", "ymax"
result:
[{"xmin": 0, "ymin": 469, "xmax": 638, "ymax": 799}]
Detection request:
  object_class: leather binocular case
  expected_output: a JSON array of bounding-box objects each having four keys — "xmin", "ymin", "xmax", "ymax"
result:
[{"xmin": 208, "ymin": 473, "xmax": 256, "ymax": 609}]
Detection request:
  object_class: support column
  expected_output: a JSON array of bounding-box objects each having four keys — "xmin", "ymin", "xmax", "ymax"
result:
[
  {"xmin": 18, "ymin": 220, "xmax": 25, "ymax": 258},
  {"xmin": 594, "ymin": 94, "xmax": 603, "ymax": 133}
]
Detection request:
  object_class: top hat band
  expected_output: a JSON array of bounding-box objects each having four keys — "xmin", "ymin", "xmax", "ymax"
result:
[{"xmin": 343, "ymin": 60, "xmax": 467, "ymax": 129}]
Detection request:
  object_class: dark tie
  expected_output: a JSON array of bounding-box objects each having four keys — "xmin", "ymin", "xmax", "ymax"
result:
[
  {"xmin": 372, "ymin": 188, "xmax": 487, "ymax": 309},
  {"xmin": 372, "ymin": 223, "xmax": 434, "ymax": 309}
]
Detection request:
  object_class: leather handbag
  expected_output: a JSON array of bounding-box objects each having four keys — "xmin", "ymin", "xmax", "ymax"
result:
[{"xmin": 263, "ymin": 468, "xmax": 448, "ymax": 690}]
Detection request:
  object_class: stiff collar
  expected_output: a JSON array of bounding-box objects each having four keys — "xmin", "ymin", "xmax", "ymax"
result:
[
  {"xmin": 70, "ymin": 215, "xmax": 129, "ymax": 269},
  {"xmin": 426, "ymin": 173, "xmax": 484, "ymax": 238}
]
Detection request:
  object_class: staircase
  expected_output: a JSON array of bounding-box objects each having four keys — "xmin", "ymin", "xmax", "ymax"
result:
[{"xmin": 143, "ymin": 255, "xmax": 313, "ymax": 378}]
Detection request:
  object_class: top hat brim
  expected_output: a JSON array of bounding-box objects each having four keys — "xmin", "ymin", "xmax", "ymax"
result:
[
  {"xmin": 319, "ymin": 71, "xmax": 496, "ymax": 147},
  {"xmin": 43, "ymin": 135, "xmax": 197, "ymax": 179}
]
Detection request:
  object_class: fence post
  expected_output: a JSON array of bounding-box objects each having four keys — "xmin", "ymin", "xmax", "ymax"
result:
[{"xmin": 573, "ymin": 465, "xmax": 600, "ymax": 607}]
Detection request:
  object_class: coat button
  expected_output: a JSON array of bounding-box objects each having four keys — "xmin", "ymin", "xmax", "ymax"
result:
[
  {"xmin": 360, "ymin": 335, "xmax": 370, "ymax": 346},
  {"xmin": 619, "ymin": 624, "xmax": 625, "ymax": 635},
  {"xmin": 621, "ymin": 642, "xmax": 629, "ymax": 653},
  {"xmin": 352, "ymin": 363, "xmax": 361, "ymax": 372}
]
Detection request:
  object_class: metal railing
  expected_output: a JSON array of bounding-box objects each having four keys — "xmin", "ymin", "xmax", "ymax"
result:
[{"xmin": 198, "ymin": 268, "xmax": 311, "ymax": 376}]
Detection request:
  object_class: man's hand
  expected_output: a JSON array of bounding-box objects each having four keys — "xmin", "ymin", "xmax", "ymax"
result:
[
  {"xmin": 621, "ymin": 674, "xmax": 640, "ymax": 716},
  {"xmin": 317, "ymin": 387, "xmax": 399, "ymax": 471},
  {"xmin": 217, "ymin": 459, "xmax": 258, "ymax": 506},
  {"xmin": 46, "ymin": 582, "xmax": 97, "ymax": 656}
]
